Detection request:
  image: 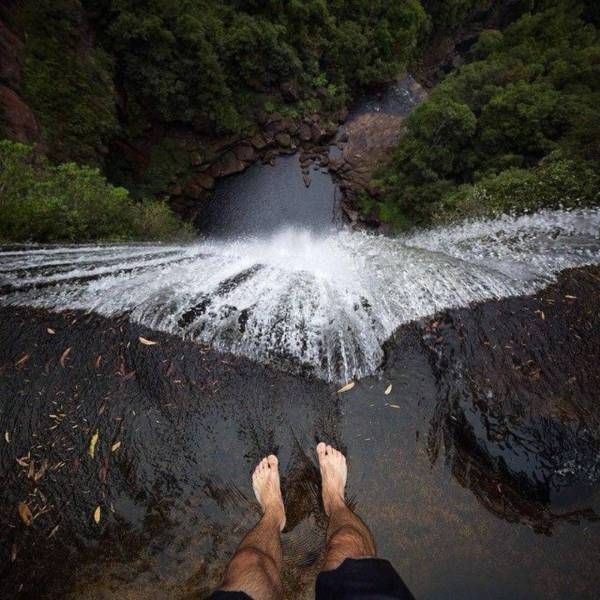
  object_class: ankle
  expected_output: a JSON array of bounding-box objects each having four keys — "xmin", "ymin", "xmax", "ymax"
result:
[
  {"xmin": 263, "ymin": 503, "xmax": 286, "ymax": 529},
  {"xmin": 323, "ymin": 491, "xmax": 345, "ymax": 515}
]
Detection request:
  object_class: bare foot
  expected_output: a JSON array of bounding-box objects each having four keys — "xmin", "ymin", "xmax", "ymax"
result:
[
  {"xmin": 252, "ymin": 455, "xmax": 286, "ymax": 531},
  {"xmin": 316, "ymin": 442, "xmax": 347, "ymax": 515}
]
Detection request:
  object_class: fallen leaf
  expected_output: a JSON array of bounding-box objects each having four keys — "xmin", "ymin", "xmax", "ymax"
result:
[
  {"xmin": 10, "ymin": 543, "xmax": 17, "ymax": 561},
  {"xmin": 336, "ymin": 381, "xmax": 355, "ymax": 393},
  {"xmin": 565, "ymin": 295, "xmax": 577, "ymax": 300},
  {"xmin": 94, "ymin": 355, "xmax": 102, "ymax": 369},
  {"xmin": 59, "ymin": 347, "xmax": 72, "ymax": 368},
  {"xmin": 93, "ymin": 505, "xmax": 101, "ymax": 524},
  {"xmin": 18, "ymin": 502, "xmax": 33, "ymax": 526},
  {"xmin": 98, "ymin": 463, "xmax": 108, "ymax": 483},
  {"xmin": 48, "ymin": 524, "xmax": 60, "ymax": 539},
  {"xmin": 139, "ymin": 336, "xmax": 158, "ymax": 346},
  {"xmin": 27, "ymin": 460, "xmax": 35, "ymax": 479},
  {"xmin": 4, "ymin": 431, "xmax": 10, "ymax": 444},
  {"xmin": 16, "ymin": 455, "xmax": 29, "ymax": 467},
  {"xmin": 15, "ymin": 354, "xmax": 30, "ymax": 367},
  {"xmin": 88, "ymin": 430, "xmax": 99, "ymax": 459},
  {"xmin": 384, "ymin": 384, "xmax": 392, "ymax": 395},
  {"xmin": 34, "ymin": 459, "xmax": 49, "ymax": 482},
  {"xmin": 389, "ymin": 404, "xmax": 401, "ymax": 409},
  {"xmin": 47, "ymin": 328, "xmax": 55, "ymax": 335},
  {"xmin": 111, "ymin": 441, "xmax": 121, "ymax": 452}
]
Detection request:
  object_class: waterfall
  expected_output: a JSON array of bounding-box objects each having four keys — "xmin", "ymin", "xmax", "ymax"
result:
[{"xmin": 2, "ymin": 208, "xmax": 599, "ymax": 382}]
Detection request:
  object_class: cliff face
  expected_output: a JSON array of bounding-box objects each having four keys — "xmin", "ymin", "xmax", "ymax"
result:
[{"xmin": 0, "ymin": 4, "xmax": 42, "ymax": 147}]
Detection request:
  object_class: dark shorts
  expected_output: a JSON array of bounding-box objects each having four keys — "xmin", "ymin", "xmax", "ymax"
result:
[{"xmin": 209, "ymin": 557, "xmax": 414, "ymax": 599}]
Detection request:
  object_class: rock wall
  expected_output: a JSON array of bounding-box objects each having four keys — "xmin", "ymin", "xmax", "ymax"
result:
[{"xmin": 0, "ymin": 5, "xmax": 42, "ymax": 147}]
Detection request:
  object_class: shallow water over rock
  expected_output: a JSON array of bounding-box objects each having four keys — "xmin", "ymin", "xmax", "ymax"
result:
[{"xmin": 1, "ymin": 265, "xmax": 599, "ymax": 598}]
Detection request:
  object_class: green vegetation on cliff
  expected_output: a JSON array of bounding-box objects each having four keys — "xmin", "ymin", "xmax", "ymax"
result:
[
  {"xmin": 0, "ymin": 141, "xmax": 192, "ymax": 243},
  {"xmin": 15, "ymin": 0, "xmax": 428, "ymax": 158},
  {"xmin": 366, "ymin": 1, "xmax": 600, "ymax": 228}
]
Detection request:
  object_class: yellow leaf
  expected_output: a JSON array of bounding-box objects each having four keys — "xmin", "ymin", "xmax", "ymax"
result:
[
  {"xmin": 111, "ymin": 441, "xmax": 121, "ymax": 452},
  {"xmin": 336, "ymin": 381, "xmax": 355, "ymax": 393},
  {"xmin": 88, "ymin": 430, "xmax": 99, "ymax": 459},
  {"xmin": 93, "ymin": 505, "xmax": 101, "ymax": 524},
  {"xmin": 384, "ymin": 384, "xmax": 392, "ymax": 395},
  {"xmin": 139, "ymin": 336, "xmax": 158, "ymax": 346},
  {"xmin": 18, "ymin": 502, "xmax": 33, "ymax": 526}
]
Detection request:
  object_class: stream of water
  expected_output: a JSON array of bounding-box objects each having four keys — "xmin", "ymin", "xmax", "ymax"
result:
[{"xmin": 1, "ymin": 208, "xmax": 599, "ymax": 382}]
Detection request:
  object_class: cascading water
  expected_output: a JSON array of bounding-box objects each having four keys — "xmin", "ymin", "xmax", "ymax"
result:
[{"xmin": 2, "ymin": 208, "xmax": 599, "ymax": 382}]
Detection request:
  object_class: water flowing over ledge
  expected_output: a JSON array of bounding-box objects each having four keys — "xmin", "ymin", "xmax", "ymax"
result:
[{"xmin": 1, "ymin": 208, "xmax": 599, "ymax": 382}]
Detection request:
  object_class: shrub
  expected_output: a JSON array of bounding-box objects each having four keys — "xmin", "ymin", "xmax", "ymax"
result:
[{"xmin": 0, "ymin": 141, "xmax": 193, "ymax": 243}]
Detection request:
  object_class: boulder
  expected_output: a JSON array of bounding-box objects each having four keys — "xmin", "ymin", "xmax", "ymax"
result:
[
  {"xmin": 209, "ymin": 151, "xmax": 245, "ymax": 178},
  {"xmin": 185, "ymin": 172, "xmax": 215, "ymax": 198},
  {"xmin": 234, "ymin": 143, "xmax": 257, "ymax": 162},
  {"xmin": 249, "ymin": 133, "xmax": 269, "ymax": 150},
  {"xmin": 298, "ymin": 123, "xmax": 312, "ymax": 142},
  {"xmin": 310, "ymin": 123, "xmax": 326, "ymax": 143},
  {"xmin": 275, "ymin": 132, "xmax": 292, "ymax": 148}
]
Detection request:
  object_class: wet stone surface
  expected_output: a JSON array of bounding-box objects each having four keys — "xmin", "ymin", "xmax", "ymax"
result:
[{"xmin": 1, "ymin": 266, "xmax": 599, "ymax": 599}]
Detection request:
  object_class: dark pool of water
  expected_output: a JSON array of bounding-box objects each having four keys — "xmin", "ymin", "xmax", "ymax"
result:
[
  {"xmin": 196, "ymin": 154, "xmax": 340, "ymax": 238},
  {"xmin": 1, "ymin": 266, "xmax": 599, "ymax": 599}
]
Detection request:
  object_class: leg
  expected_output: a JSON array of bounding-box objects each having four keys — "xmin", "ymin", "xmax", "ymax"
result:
[
  {"xmin": 315, "ymin": 443, "xmax": 414, "ymax": 599},
  {"xmin": 215, "ymin": 455, "xmax": 286, "ymax": 600},
  {"xmin": 316, "ymin": 443, "xmax": 376, "ymax": 571}
]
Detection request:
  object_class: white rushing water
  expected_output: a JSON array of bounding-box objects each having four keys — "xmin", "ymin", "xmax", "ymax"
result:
[{"xmin": 1, "ymin": 208, "xmax": 600, "ymax": 382}]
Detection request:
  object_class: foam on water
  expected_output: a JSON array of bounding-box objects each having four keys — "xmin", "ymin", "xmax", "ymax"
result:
[{"xmin": 1, "ymin": 208, "xmax": 599, "ymax": 381}]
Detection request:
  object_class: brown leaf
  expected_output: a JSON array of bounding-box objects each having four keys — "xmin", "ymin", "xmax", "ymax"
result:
[
  {"xmin": 34, "ymin": 459, "xmax": 49, "ymax": 482},
  {"xmin": 98, "ymin": 464, "xmax": 108, "ymax": 484},
  {"xmin": 18, "ymin": 502, "xmax": 33, "ymax": 526},
  {"xmin": 10, "ymin": 543, "xmax": 17, "ymax": 561},
  {"xmin": 336, "ymin": 381, "xmax": 355, "ymax": 393},
  {"xmin": 94, "ymin": 355, "xmax": 102, "ymax": 369},
  {"xmin": 27, "ymin": 460, "xmax": 35, "ymax": 479},
  {"xmin": 59, "ymin": 347, "xmax": 72, "ymax": 368},
  {"xmin": 16, "ymin": 455, "xmax": 29, "ymax": 468},
  {"xmin": 15, "ymin": 354, "xmax": 30, "ymax": 368},
  {"xmin": 139, "ymin": 336, "xmax": 158, "ymax": 346}
]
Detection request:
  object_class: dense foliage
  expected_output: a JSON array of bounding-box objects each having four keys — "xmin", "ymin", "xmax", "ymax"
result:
[
  {"xmin": 367, "ymin": 2, "xmax": 600, "ymax": 227},
  {"xmin": 0, "ymin": 141, "xmax": 192, "ymax": 243},
  {"xmin": 14, "ymin": 0, "xmax": 428, "ymax": 159}
]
